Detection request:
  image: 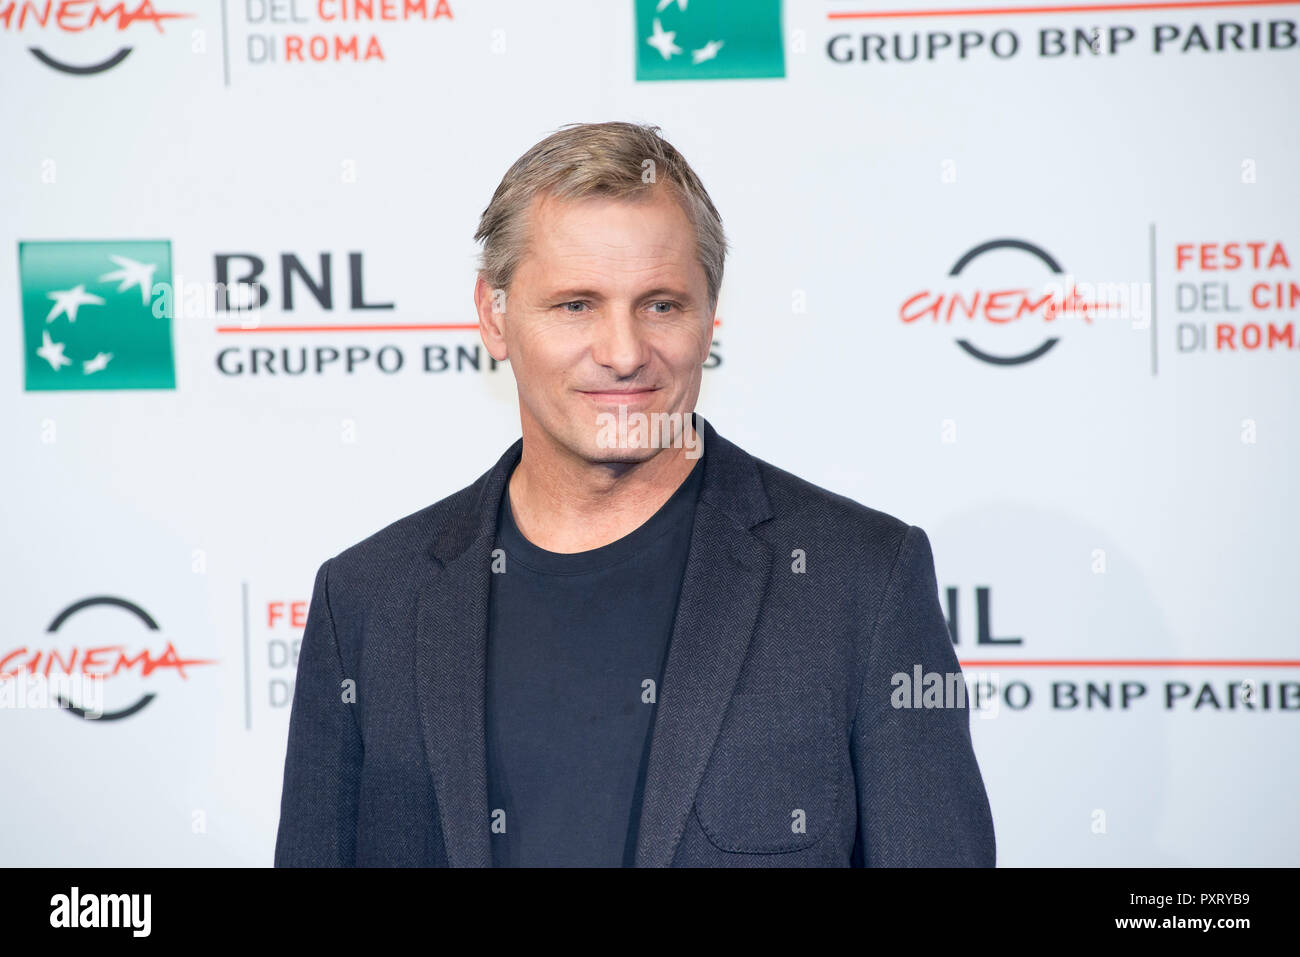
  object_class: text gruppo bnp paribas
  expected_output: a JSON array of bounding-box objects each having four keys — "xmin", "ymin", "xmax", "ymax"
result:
[{"xmin": 828, "ymin": 17, "xmax": 1297, "ymax": 63}]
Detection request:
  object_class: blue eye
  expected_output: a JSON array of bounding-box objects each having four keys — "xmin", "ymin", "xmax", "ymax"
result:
[
  {"xmin": 560, "ymin": 301, "xmax": 588, "ymax": 313},
  {"xmin": 650, "ymin": 301, "xmax": 675, "ymax": 314}
]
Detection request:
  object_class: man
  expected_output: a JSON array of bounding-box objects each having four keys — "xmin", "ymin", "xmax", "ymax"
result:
[{"xmin": 274, "ymin": 122, "xmax": 995, "ymax": 867}]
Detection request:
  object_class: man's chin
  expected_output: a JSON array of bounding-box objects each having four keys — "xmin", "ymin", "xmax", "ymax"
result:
[
  {"xmin": 580, "ymin": 441, "xmax": 661, "ymax": 466},
  {"xmin": 540, "ymin": 410, "xmax": 695, "ymax": 465}
]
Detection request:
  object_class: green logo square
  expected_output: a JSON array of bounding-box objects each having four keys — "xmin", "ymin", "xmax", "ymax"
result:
[
  {"xmin": 635, "ymin": 0, "xmax": 785, "ymax": 82},
  {"xmin": 19, "ymin": 240, "xmax": 176, "ymax": 391}
]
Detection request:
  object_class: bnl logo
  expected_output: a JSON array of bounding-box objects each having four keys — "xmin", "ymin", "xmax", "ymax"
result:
[
  {"xmin": 635, "ymin": 0, "xmax": 785, "ymax": 81},
  {"xmin": 18, "ymin": 240, "xmax": 176, "ymax": 391},
  {"xmin": 945, "ymin": 586, "xmax": 1023, "ymax": 647}
]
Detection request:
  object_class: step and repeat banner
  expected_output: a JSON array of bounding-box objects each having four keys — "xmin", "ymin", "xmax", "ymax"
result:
[{"xmin": 2, "ymin": 0, "xmax": 1297, "ymax": 866}]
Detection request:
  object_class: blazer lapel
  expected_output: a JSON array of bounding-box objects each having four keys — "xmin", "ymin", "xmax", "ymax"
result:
[
  {"xmin": 633, "ymin": 417, "xmax": 774, "ymax": 866},
  {"xmin": 414, "ymin": 438, "xmax": 521, "ymax": 868}
]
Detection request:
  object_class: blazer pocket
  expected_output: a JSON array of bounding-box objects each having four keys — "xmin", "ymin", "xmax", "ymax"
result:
[{"xmin": 693, "ymin": 688, "xmax": 841, "ymax": 854}]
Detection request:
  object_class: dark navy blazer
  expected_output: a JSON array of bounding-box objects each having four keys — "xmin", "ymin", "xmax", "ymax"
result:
[{"xmin": 274, "ymin": 414, "xmax": 996, "ymax": 867}]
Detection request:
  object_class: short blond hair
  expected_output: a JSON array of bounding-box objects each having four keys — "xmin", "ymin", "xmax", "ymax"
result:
[{"xmin": 474, "ymin": 122, "xmax": 728, "ymax": 309}]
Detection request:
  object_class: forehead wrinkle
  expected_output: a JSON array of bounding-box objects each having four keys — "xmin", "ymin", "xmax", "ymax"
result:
[
  {"xmin": 516, "ymin": 192, "xmax": 704, "ymax": 293},
  {"xmin": 546, "ymin": 217, "xmax": 690, "ymax": 258},
  {"xmin": 535, "ymin": 236, "xmax": 696, "ymax": 289}
]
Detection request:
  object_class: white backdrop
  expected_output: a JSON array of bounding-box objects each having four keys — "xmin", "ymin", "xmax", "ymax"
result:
[{"xmin": 2, "ymin": 0, "xmax": 1297, "ymax": 866}]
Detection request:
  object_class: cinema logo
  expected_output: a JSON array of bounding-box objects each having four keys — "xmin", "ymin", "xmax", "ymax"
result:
[
  {"xmin": 1, "ymin": 0, "xmax": 191, "ymax": 75},
  {"xmin": 1172, "ymin": 240, "xmax": 1298, "ymax": 355},
  {"xmin": 239, "ymin": 0, "xmax": 454, "ymax": 68},
  {"xmin": 900, "ymin": 238, "xmax": 1144, "ymax": 366},
  {"xmin": 50, "ymin": 887, "xmax": 150, "ymax": 938},
  {"xmin": 0, "ymin": 596, "xmax": 216, "ymax": 721}
]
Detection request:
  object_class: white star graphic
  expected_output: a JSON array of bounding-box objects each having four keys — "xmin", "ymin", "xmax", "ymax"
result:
[
  {"xmin": 692, "ymin": 39, "xmax": 724, "ymax": 63},
  {"xmin": 36, "ymin": 330, "xmax": 73, "ymax": 370},
  {"xmin": 83, "ymin": 352, "xmax": 114, "ymax": 374},
  {"xmin": 45, "ymin": 284, "xmax": 105, "ymax": 323},
  {"xmin": 646, "ymin": 18, "xmax": 682, "ymax": 59},
  {"xmin": 656, "ymin": 0, "xmax": 687, "ymax": 11},
  {"xmin": 100, "ymin": 255, "xmax": 157, "ymax": 306}
]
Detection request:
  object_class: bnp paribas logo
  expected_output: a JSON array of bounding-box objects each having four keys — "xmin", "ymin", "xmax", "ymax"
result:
[
  {"xmin": 18, "ymin": 240, "xmax": 175, "ymax": 392},
  {"xmin": 635, "ymin": 0, "xmax": 785, "ymax": 82}
]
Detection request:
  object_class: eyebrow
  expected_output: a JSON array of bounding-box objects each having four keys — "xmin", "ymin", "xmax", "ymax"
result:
[
  {"xmin": 545, "ymin": 288, "xmax": 604, "ymax": 301},
  {"xmin": 544, "ymin": 287, "xmax": 694, "ymax": 302},
  {"xmin": 638, "ymin": 287, "xmax": 693, "ymax": 301}
]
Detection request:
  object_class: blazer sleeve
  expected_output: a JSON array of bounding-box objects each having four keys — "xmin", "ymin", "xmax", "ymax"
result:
[
  {"xmin": 849, "ymin": 525, "xmax": 996, "ymax": 866},
  {"xmin": 273, "ymin": 557, "xmax": 364, "ymax": 866}
]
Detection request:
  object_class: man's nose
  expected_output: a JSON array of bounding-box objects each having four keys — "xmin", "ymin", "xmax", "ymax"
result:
[{"xmin": 589, "ymin": 306, "xmax": 651, "ymax": 377}]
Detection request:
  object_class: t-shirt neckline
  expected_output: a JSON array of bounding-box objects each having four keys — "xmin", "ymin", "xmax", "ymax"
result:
[{"xmin": 497, "ymin": 453, "xmax": 705, "ymax": 576}]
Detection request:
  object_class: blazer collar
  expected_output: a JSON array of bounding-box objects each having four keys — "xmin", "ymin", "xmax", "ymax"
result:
[{"xmin": 413, "ymin": 412, "xmax": 774, "ymax": 866}]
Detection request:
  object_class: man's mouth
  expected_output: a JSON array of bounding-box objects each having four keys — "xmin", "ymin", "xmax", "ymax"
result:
[{"xmin": 578, "ymin": 388, "xmax": 657, "ymax": 400}]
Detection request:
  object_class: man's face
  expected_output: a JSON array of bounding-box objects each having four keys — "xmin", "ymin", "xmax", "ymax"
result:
[{"xmin": 477, "ymin": 187, "xmax": 714, "ymax": 466}]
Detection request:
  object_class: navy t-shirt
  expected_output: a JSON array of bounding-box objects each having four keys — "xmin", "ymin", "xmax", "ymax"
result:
[{"xmin": 485, "ymin": 451, "xmax": 705, "ymax": 867}]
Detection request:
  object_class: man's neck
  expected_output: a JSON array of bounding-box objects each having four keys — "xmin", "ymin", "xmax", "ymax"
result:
[{"xmin": 507, "ymin": 437, "xmax": 699, "ymax": 554}]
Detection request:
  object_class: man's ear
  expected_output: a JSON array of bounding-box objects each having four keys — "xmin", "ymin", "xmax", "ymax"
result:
[{"xmin": 475, "ymin": 275, "xmax": 508, "ymax": 362}]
